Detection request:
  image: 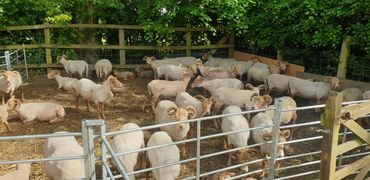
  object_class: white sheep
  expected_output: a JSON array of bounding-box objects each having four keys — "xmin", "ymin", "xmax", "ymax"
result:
[
  {"xmin": 134, "ymin": 66, "xmax": 154, "ymax": 79},
  {"xmin": 288, "ymin": 76, "xmax": 340, "ymax": 107},
  {"xmin": 57, "ymin": 55, "xmax": 89, "ymax": 78},
  {"xmin": 0, "ymin": 163, "xmax": 31, "ymax": 180},
  {"xmin": 0, "ymin": 70, "xmax": 23, "ymax": 100},
  {"xmin": 111, "ymin": 123, "xmax": 145, "ymax": 180},
  {"xmin": 341, "ymin": 87, "xmax": 363, "ymax": 102},
  {"xmin": 147, "ymin": 131, "xmax": 180, "ymax": 180},
  {"xmin": 47, "ymin": 70, "xmax": 78, "ymax": 93},
  {"xmin": 175, "ymin": 92, "xmax": 213, "ymax": 118},
  {"xmin": 190, "ymin": 76, "xmax": 243, "ymax": 95},
  {"xmin": 1, "ymin": 97, "xmax": 11, "ymax": 132},
  {"xmin": 247, "ymin": 61, "xmax": 288, "ymax": 83},
  {"xmin": 212, "ymin": 171, "xmax": 236, "ymax": 180},
  {"xmin": 156, "ymin": 64, "xmax": 188, "ymax": 80},
  {"xmin": 75, "ymin": 75, "xmax": 124, "ymax": 119},
  {"xmin": 144, "ymin": 70, "xmax": 193, "ymax": 111},
  {"xmin": 251, "ymin": 112, "xmax": 290, "ymax": 157},
  {"xmin": 95, "ymin": 59, "xmax": 112, "ymax": 79},
  {"xmin": 44, "ymin": 132, "xmax": 84, "ymax": 179},
  {"xmin": 155, "ymin": 100, "xmax": 196, "ymax": 156},
  {"xmin": 7, "ymin": 98, "xmax": 65, "ymax": 123},
  {"xmin": 198, "ymin": 64, "xmax": 242, "ymax": 80},
  {"xmin": 113, "ymin": 70, "xmax": 135, "ymax": 80},
  {"xmin": 221, "ymin": 106, "xmax": 250, "ymax": 166},
  {"xmin": 265, "ymin": 96, "xmax": 297, "ymax": 140},
  {"xmin": 266, "ymin": 74, "xmax": 302, "ymax": 95},
  {"xmin": 363, "ymin": 90, "xmax": 370, "ymax": 100},
  {"xmin": 142, "ymin": 56, "xmax": 183, "ymax": 78}
]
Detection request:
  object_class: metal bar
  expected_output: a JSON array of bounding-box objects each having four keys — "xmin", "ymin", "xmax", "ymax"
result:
[
  {"xmin": 276, "ymin": 160, "xmax": 321, "ymax": 172},
  {"xmin": 276, "ymin": 151, "xmax": 321, "ymax": 162},
  {"xmin": 103, "ymin": 161, "xmax": 115, "ymax": 180},
  {"xmin": 200, "ymin": 142, "xmax": 267, "ymax": 160},
  {"xmin": 279, "ymin": 121, "xmax": 320, "ymax": 129},
  {"xmin": 268, "ymin": 98, "xmax": 283, "ymax": 179},
  {"xmin": 227, "ymin": 169, "xmax": 266, "ymax": 180},
  {"xmin": 101, "ymin": 138, "xmax": 131, "ymax": 180},
  {"xmin": 0, "ymin": 132, "xmax": 82, "ymax": 140},
  {"xmin": 88, "ymin": 124, "xmax": 96, "ymax": 180},
  {"xmin": 100, "ymin": 124, "xmax": 108, "ymax": 180},
  {"xmin": 200, "ymin": 125, "xmax": 274, "ymax": 141},
  {"xmin": 275, "ymin": 170, "xmax": 320, "ymax": 180},
  {"xmin": 22, "ymin": 44, "xmax": 28, "ymax": 80},
  {"xmin": 196, "ymin": 119, "xmax": 201, "ymax": 180},
  {"xmin": 0, "ymin": 155, "xmax": 83, "ymax": 165},
  {"xmin": 338, "ymin": 127, "xmax": 348, "ymax": 168},
  {"xmin": 127, "ymin": 158, "xmax": 197, "ymax": 176},
  {"xmin": 5, "ymin": 51, "xmax": 11, "ymax": 70},
  {"xmin": 82, "ymin": 121, "xmax": 91, "ymax": 179}
]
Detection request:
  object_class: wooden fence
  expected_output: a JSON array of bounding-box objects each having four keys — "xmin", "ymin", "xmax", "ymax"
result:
[
  {"xmin": 0, "ymin": 24, "xmax": 234, "ymax": 68},
  {"xmin": 320, "ymin": 92, "xmax": 370, "ymax": 180}
]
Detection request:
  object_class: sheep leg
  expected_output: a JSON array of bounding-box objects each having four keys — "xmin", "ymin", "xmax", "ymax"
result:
[
  {"xmin": 3, "ymin": 121, "xmax": 12, "ymax": 132},
  {"xmin": 85, "ymin": 100, "xmax": 90, "ymax": 112},
  {"xmin": 49, "ymin": 117, "xmax": 62, "ymax": 123},
  {"xmin": 289, "ymin": 112, "xmax": 297, "ymax": 141},
  {"xmin": 22, "ymin": 118, "xmax": 35, "ymax": 123},
  {"xmin": 76, "ymin": 96, "xmax": 80, "ymax": 110},
  {"xmin": 20, "ymin": 85, "xmax": 25, "ymax": 101},
  {"xmin": 101, "ymin": 103, "xmax": 106, "ymax": 119},
  {"xmin": 96, "ymin": 103, "xmax": 102, "ymax": 119},
  {"xmin": 151, "ymin": 95, "xmax": 159, "ymax": 112},
  {"xmin": 181, "ymin": 143, "xmax": 187, "ymax": 158}
]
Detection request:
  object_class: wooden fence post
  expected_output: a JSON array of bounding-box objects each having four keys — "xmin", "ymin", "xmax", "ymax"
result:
[
  {"xmin": 119, "ymin": 29, "xmax": 126, "ymax": 66},
  {"xmin": 337, "ymin": 36, "xmax": 351, "ymax": 80},
  {"xmin": 319, "ymin": 91, "xmax": 343, "ymax": 180},
  {"xmin": 228, "ymin": 33, "xmax": 234, "ymax": 58},
  {"xmin": 186, "ymin": 24, "xmax": 192, "ymax": 57},
  {"xmin": 44, "ymin": 27, "xmax": 52, "ymax": 64}
]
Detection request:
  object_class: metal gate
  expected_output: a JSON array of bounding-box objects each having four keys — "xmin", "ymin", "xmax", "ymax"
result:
[{"xmin": 0, "ymin": 44, "xmax": 28, "ymax": 81}]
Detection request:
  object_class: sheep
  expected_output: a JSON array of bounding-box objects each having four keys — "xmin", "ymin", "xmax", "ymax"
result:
[
  {"xmin": 221, "ymin": 106, "xmax": 250, "ymax": 166},
  {"xmin": 95, "ymin": 59, "xmax": 112, "ymax": 79},
  {"xmin": 341, "ymin": 87, "xmax": 363, "ymax": 102},
  {"xmin": 57, "ymin": 55, "xmax": 89, "ymax": 78},
  {"xmin": 288, "ymin": 76, "xmax": 340, "ymax": 108},
  {"xmin": 156, "ymin": 64, "xmax": 188, "ymax": 80},
  {"xmin": 44, "ymin": 132, "xmax": 84, "ymax": 179},
  {"xmin": 251, "ymin": 112, "xmax": 290, "ymax": 157},
  {"xmin": 212, "ymin": 171, "xmax": 236, "ymax": 180},
  {"xmin": 47, "ymin": 70, "xmax": 78, "ymax": 93},
  {"xmin": 144, "ymin": 69, "xmax": 193, "ymax": 112},
  {"xmin": 0, "ymin": 70, "xmax": 23, "ymax": 100},
  {"xmin": 190, "ymin": 76, "xmax": 243, "ymax": 95},
  {"xmin": 363, "ymin": 90, "xmax": 370, "ymax": 100},
  {"xmin": 75, "ymin": 75, "xmax": 124, "ymax": 119},
  {"xmin": 197, "ymin": 64, "xmax": 242, "ymax": 80},
  {"xmin": 143, "ymin": 56, "xmax": 183, "ymax": 78},
  {"xmin": 265, "ymin": 96, "xmax": 297, "ymax": 140},
  {"xmin": 147, "ymin": 131, "xmax": 180, "ymax": 180},
  {"xmin": 0, "ymin": 163, "xmax": 31, "ymax": 180},
  {"xmin": 113, "ymin": 70, "xmax": 135, "ymax": 80},
  {"xmin": 0, "ymin": 97, "xmax": 11, "ymax": 132},
  {"xmin": 111, "ymin": 123, "xmax": 145, "ymax": 180},
  {"xmin": 266, "ymin": 74, "xmax": 303, "ymax": 96},
  {"xmin": 155, "ymin": 100, "xmax": 196, "ymax": 156},
  {"xmin": 247, "ymin": 61, "xmax": 288, "ymax": 84},
  {"xmin": 7, "ymin": 98, "xmax": 65, "ymax": 123},
  {"xmin": 237, "ymin": 148, "xmax": 266, "ymax": 178},
  {"xmin": 134, "ymin": 66, "xmax": 154, "ymax": 79}
]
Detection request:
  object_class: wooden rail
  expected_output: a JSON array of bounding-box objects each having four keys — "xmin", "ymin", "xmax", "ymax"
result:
[
  {"xmin": 0, "ymin": 24, "xmax": 233, "ymax": 67},
  {"xmin": 320, "ymin": 92, "xmax": 370, "ymax": 180}
]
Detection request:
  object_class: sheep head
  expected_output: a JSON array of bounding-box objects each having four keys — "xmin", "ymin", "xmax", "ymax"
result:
[
  {"xmin": 142, "ymin": 56, "xmax": 156, "ymax": 64},
  {"xmin": 107, "ymin": 75, "xmax": 124, "ymax": 88},
  {"xmin": 201, "ymin": 52, "xmax": 212, "ymax": 61},
  {"xmin": 237, "ymin": 148, "xmax": 261, "ymax": 173},
  {"xmin": 56, "ymin": 55, "xmax": 67, "ymax": 64},
  {"xmin": 233, "ymin": 64, "xmax": 242, "ymax": 76},
  {"xmin": 277, "ymin": 60, "xmax": 288, "ymax": 72},
  {"xmin": 324, "ymin": 76, "xmax": 340, "ymax": 90},
  {"xmin": 6, "ymin": 97, "xmax": 21, "ymax": 111},
  {"xmin": 250, "ymin": 94, "xmax": 272, "ymax": 110},
  {"xmin": 166, "ymin": 106, "xmax": 196, "ymax": 130},
  {"xmin": 191, "ymin": 76, "xmax": 204, "ymax": 88},
  {"xmin": 263, "ymin": 130, "xmax": 290, "ymax": 157},
  {"xmin": 244, "ymin": 83, "xmax": 254, "ymax": 90},
  {"xmin": 195, "ymin": 95, "xmax": 214, "ymax": 117},
  {"xmin": 47, "ymin": 70, "xmax": 60, "ymax": 79},
  {"xmin": 249, "ymin": 56, "xmax": 260, "ymax": 63},
  {"xmin": 213, "ymin": 171, "xmax": 236, "ymax": 180}
]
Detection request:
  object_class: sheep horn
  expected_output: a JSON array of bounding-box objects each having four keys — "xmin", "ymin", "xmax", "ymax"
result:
[
  {"xmin": 194, "ymin": 95, "xmax": 206, "ymax": 101},
  {"xmin": 1, "ymin": 96, "xmax": 4, "ymax": 105},
  {"xmin": 166, "ymin": 107, "xmax": 178, "ymax": 117},
  {"xmin": 257, "ymin": 85, "xmax": 266, "ymax": 90},
  {"xmin": 142, "ymin": 56, "xmax": 148, "ymax": 61},
  {"xmin": 250, "ymin": 93, "xmax": 258, "ymax": 101},
  {"xmin": 244, "ymin": 83, "xmax": 254, "ymax": 90}
]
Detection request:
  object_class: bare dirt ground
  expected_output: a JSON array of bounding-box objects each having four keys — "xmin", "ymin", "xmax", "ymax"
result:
[{"xmin": 0, "ymin": 71, "xmax": 366, "ymax": 179}]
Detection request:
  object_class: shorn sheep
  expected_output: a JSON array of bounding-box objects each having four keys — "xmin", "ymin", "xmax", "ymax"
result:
[
  {"xmin": 191, "ymin": 76, "xmax": 244, "ymax": 95},
  {"xmin": 341, "ymin": 87, "xmax": 363, "ymax": 102},
  {"xmin": 113, "ymin": 70, "xmax": 135, "ymax": 80},
  {"xmin": 57, "ymin": 55, "xmax": 89, "ymax": 78},
  {"xmin": 247, "ymin": 60, "xmax": 288, "ymax": 83},
  {"xmin": 75, "ymin": 75, "xmax": 124, "ymax": 119},
  {"xmin": 363, "ymin": 90, "xmax": 370, "ymax": 100},
  {"xmin": 0, "ymin": 163, "xmax": 31, "ymax": 180},
  {"xmin": 111, "ymin": 123, "xmax": 145, "ymax": 180},
  {"xmin": 134, "ymin": 66, "xmax": 153, "ymax": 79},
  {"xmin": 0, "ymin": 70, "xmax": 24, "ymax": 100},
  {"xmin": 147, "ymin": 131, "xmax": 180, "ymax": 180},
  {"xmin": 44, "ymin": 132, "xmax": 85, "ymax": 179},
  {"xmin": 47, "ymin": 70, "xmax": 78, "ymax": 93},
  {"xmin": 156, "ymin": 64, "xmax": 188, "ymax": 80},
  {"xmin": 155, "ymin": 100, "xmax": 196, "ymax": 156},
  {"xmin": 95, "ymin": 59, "xmax": 112, "ymax": 79},
  {"xmin": 144, "ymin": 69, "xmax": 193, "ymax": 111},
  {"xmin": 7, "ymin": 98, "xmax": 65, "ymax": 123}
]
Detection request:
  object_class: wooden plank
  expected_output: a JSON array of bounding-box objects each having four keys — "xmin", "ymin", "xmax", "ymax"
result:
[
  {"xmin": 228, "ymin": 33, "xmax": 235, "ymax": 58},
  {"xmin": 336, "ymin": 139, "xmax": 365, "ymax": 156},
  {"xmin": 44, "ymin": 28, "xmax": 52, "ymax": 64},
  {"xmin": 0, "ymin": 44, "xmax": 43, "ymax": 50},
  {"xmin": 340, "ymin": 101, "xmax": 370, "ymax": 121},
  {"xmin": 12, "ymin": 63, "xmax": 150, "ymax": 69},
  {"xmin": 337, "ymin": 36, "xmax": 351, "ymax": 79},
  {"xmin": 0, "ymin": 23, "xmax": 223, "ymax": 32},
  {"xmin": 186, "ymin": 24, "xmax": 192, "ymax": 57},
  {"xmin": 335, "ymin": 155, "xmax": 370, "ymax": 179},
  {"xmin": 119, "ymin": 29, "xmax": 126, "ymax": 65},
  {"xmin": 354, "ymin": 163, "xmax": 370, "ymax": 180},
  {"xmin": 210, "ymin": 35, "xmax": 230, "ymax": 55},
  {"xmin": 319, "ymin": 92, "xmax": 343, "ymax": 180},
  {"xmin": 342, "ymin": 120, "xmax": 370, "ymax": 145},
  {"xmin": 233, "ymin": 51, "xmax": 305, "ymax": 76}
]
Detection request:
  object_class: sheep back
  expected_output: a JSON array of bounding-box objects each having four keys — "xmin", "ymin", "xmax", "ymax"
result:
[{"xmin": 221, "ymin": 106, "xmax": 250, "ymax": 148}]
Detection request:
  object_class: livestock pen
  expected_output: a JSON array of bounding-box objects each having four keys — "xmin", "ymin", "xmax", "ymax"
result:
[{"xmin": 0, "ymin": 74, "xmax": 369, "ymax": 179}]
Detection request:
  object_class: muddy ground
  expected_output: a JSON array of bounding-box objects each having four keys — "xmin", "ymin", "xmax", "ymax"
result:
[{"xmin": 0, "ymin": 71, "xmax": 367, "ymax": 179}]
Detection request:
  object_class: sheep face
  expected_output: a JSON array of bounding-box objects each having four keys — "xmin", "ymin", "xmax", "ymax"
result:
[
  {"xmin": 107, "ymin": 76, "xmax": 124, "ymax": 88},
  {"xmin": 324, "ymin": 77, "xmax": 340, "ymax": 89},
  {"xmin": 47, "ymin": 70, "xmax": 60, "ymax": 79},
  {"xmin": 250, "ymin": 95, "xmax": 272, "ymax": 110},
  {"xmin": 56, "ymin": 55, "xmax": 67, "ymax": 64},
  {"xmin": 238, "ymin": 148, "xmax": 260, "ymax": 173},
  {"xmin": 6, "ymin": 97, "xmax": 21, "ymax": 110},
  {"xmin": 263, "ymin": 130, "xmax": 290, "ymax": 157},
  {"xmin": 195, "ymin": 95, "xmax": 214, "ymax": 117},
  {"xmin": 213, "ymin": 171, "xmax": 236, "ymax": 180},
  {"xmin": 166, "ymin": 106, "xmax": 196, "ymax": 129},
  {"xmin": 142, "ymin": 56, "xmax": 156, "ymax": 64},
  {"xmin": 233, "ymin": 64, "xmax": 242, "ymax": 76},
  {"xmin": 191, "ymin": 76, "xmax": 204, "ymax": 88}
]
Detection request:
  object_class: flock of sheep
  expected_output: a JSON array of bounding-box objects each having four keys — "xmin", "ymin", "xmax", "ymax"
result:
[{"xmin": 0, "ymin": 52, "xmax": 370, "ymax": 180}]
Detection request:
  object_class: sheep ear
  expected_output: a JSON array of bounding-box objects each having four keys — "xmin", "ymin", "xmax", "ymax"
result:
[
  {"xmin": 280, "ymin": 130, "xmax": 291, "ymax": 139},
  {"xmin": 166, "ymin": 107, "xmax": 178, "ymax": 118},
  {"xmin": 263, "ymin": 95, "xmax": 273, "ymax": 105},
  {"xmin": 244, "ymin": 83, "xmax": 254, "ymax": 90},
  {"xmin": 263, "ymin": 133, "xmax": 272, "ymax": 141},
  {"xmin": 151, "ymin": 56, "xmax": 156, "ymax": 60},
  {"xmin": 142, "ymin": 56, "xmax": 147, "ymax": 61},
  {"xmin": 250, "ymin": 93, "xmax": 258, "ymax": 101},
  {"xmin": 194, "ymin": 95, "xmax": 206, "ymax": 101},
  {"xmin": 186, "ymin": 106, "xmax": 197, "ymax": 119}
]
